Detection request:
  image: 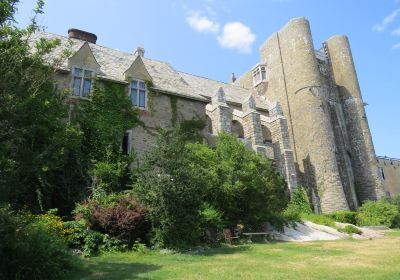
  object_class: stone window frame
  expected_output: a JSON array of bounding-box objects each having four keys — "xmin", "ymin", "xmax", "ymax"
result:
[
  {"xmin": 129, "ymin": 79, "xmax": 147, "ymax": 109},
  {"xmin": 71, "ymin": 65, "xmax": 95, "ymax": 98},
  {"xmin": 122, "ymin": 129, "xmax": 133, "ymax": 155},
  {"xmin": 252, "ymin": 64, "xmax": 267, "ymax": 86},
  {"xmin": 378, "ymin": 167, "xmax": 385, "ymax": 180}
]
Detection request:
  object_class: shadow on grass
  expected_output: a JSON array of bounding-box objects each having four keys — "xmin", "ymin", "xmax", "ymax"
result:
[
  {"xmin": 68, "ymin": 261, "xmax": 161, "ymax": 280},
  {"xmin": 187, "ymin": 244, "xmax": 251, "ymax": 256}
]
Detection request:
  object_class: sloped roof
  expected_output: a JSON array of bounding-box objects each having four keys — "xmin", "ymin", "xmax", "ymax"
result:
[{"xmin": 30, "ymin": 32, "xmax": 269, "ymax": 108}]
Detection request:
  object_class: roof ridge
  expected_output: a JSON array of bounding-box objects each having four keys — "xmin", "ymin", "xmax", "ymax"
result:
[{"xmin": 177, "ymin": 70, "xmax": 248, "ymax": 90}]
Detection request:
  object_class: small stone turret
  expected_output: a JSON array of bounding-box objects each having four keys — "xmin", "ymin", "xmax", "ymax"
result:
[
  {"xmin": 325, "ymin": 35, "xmax": 385, "ymax": 202},
  {"xmin": 259, "ymin": 17, "xmax": 349, "ymax": 212},
  {"xmin": 208, "ymin": 87, "xmax": 232, "ymax": 133}
]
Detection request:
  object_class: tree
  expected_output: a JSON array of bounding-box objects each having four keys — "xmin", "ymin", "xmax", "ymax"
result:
[
  {"xmin": 189, "ymin": 133, "xmax": 289, "ymax": 229},
  {"xmin": 0, "ymin": 0, "xmax": 140, "ymax": 215},
  {"xmin": 133, "ymin": 120, "xmax": 206, "ymax": 248},
  {"xmin": 134, "ymin": 124, "xmax": 289, "ymax": 248},
  {"xmin": 0, "ymin": 0, "xmax": 84, "ymax": 213}
]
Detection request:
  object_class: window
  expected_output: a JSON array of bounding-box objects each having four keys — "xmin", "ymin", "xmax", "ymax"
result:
[
  {"xmin": 72, "ymin": 67, "xmax": 94, "ymax": 97},
  {"xmin": 130, "ymin": 80, "xmax": 146, "ymax": 108},
  {"xmin": 379, "ymin": 167, "xmax": 385, "ymax": 180},
  {"xmin": 252, "ymin": 64, "xmax": 267, "ymax": 86},
  {"xmin": 122, "ymin": 132, "xmax": 130, "ymax": 155}
]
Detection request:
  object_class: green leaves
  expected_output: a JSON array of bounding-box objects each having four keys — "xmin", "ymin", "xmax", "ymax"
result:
[{"xmin": 134, "ymin": 126, "xmax": 289, "ymax": 248}]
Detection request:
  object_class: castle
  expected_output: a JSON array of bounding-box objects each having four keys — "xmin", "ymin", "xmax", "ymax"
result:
[{"xmin": 36, "ymin": 17, "xmax": 386, "ymax": 213}]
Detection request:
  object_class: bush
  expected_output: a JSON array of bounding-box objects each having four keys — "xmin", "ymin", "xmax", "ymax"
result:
[
  {"xmin": 64, "ymin": 219, "xmax": 128, "ymax": 257},
  {"xmin": 0, "ymin": 206, "xmax": 75, "ymax": 280},
  {"xmin": 72, "ymin": 193, "xmax": 149, "ymax": 249},
  {"xmin": 329, "ymin": 210, "xmax": 357, "ymax": 225},
  {"xmin": 283, "ymin": 187, "xmax": 312, "ymax": 221},
  {"xmin": 134, "ymin": 127, "xmax": 289, "ymax": 248},
  {"xmin": 356, "ymin": 200, "xmax": 399, "ymax": 227},
  {"xmin": 134, "ymin": 122, "xmax": 209, "ymax": 248},
  {"xmin": 199, "ymin": 204, "xmax": 224, "ymax": 243},
  {"xmin": 199, "ymin": 204, "xmax": 224, "ymax": 230},
  {"xmin": 384, "ymin": 195, "xmax": 400, "ymax": 228},
  {"xmin": 89, "ymin": 193, "xmax": 150, "ymax": 246},
  {"xmin": 302, "ymin": 213, "xmax": 336, "ymax": 228},
  {"xmin": 191, "ymin": 132, "xmax": 289, "ymax": 229},
  {"xmin": 340, "ymin": 225, "xmax": 362, "ymax": 235}
]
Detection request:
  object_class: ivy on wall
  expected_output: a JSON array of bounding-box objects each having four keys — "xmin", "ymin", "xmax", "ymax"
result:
[{"xmin": 145, "ymin": 79, "xmax": 156, "ymax": 115}]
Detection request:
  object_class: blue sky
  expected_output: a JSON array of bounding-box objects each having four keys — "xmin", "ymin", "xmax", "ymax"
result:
[{"xmin": 15, "ymin": 0, "xmax": 400, "ymax": 158}]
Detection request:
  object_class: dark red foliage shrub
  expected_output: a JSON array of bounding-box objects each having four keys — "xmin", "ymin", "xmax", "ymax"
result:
[{"xmin": 89, "ymin": 194, "xmax": 150, "ymax": 246}]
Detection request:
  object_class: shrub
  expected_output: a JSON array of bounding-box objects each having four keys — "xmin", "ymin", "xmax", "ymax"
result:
[
  {"xmin": 340, "ymin": 225, "xmax": 362, "ymax": 235},
  {"xmin": 384, "ymin": 195, "xmax": 400, "ymax": 228},
  {"xmin": 134, "ymin": 126, "xmax": 289, "ymax": 248},
  {"xmin": 302, "ymin": 213, "xmax": 336, "ymax": 228},
  {"xmin": 200, "ymin": 204, "xmax": 224, "ymax": 230},
  {"xmin": 329, "ymin": 210, "xmax": 357, "ymax": 225},
  {"xmin": 0, "ymin": 206, "xmax": 75, "ymax": 280},
  {"xmin": 134, "ymin": 122, "xmax": 208, "ymax": 248},
  {"xmin": 283, "ymin": 187, "xmax": 312, "ymax": 221},
  {"xmin": 64, "ymin": 219, "xmax": 128, "ymax": 257},
  {"xmin": 356, "ymin": 200, "xmax": 399, "ymax": 227},
  {"xmin": 199, "ymin": 204, "xmax": 224, "ymax": 243},
  {"xmin": 89, "ymin": 193, "xmax": 150, "ymax": 246},
  {"xmin": 72, "ymin": 193, "xmax": 149, "ymax": 249},
  {"xmin": 192, "ymin": 132, "xmax": 289, "ymax": 229}
]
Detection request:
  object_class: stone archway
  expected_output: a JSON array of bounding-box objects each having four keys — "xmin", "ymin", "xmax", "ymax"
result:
[
  {"xmin": 231, "ymin": 120, "xmax": 244, "ymax": 139},
  {"xmin": 261, "ymin": 125, "xmax": 272, "ymax": 144}
]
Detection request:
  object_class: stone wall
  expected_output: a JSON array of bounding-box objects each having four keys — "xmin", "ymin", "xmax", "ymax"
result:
[
  {"xmin": 131, "ymin": 91, "xmax": 207, "ymax": 157},
  {"xmin": 259, "ymin": 17, "xmax": 349, "ymax": 212},
  {"xmin": 326, "ymin": 35, "xmax": 385, "ymax": 202},
  {"xmin": 377, "ymin": 157, "xmax": 400, "ymax": 197}
]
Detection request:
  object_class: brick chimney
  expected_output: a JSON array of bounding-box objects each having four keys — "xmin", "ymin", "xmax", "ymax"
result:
[
  {"xmin": 68, "ymin": 28, "xmax": 97, "ymax": 44},
  {"xmin": 134, "ymin": 46, "xmax": 145, "ymax": 57}
]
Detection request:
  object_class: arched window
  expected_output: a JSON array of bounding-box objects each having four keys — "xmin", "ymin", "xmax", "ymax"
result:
[
  {"xmin": 261, "ymin": 125, "xmax": 272, "ymax": 144},
  {"xmin": 205, "ymin": 115, "xmax": 213, "ymax": 134},
  {"xmin": 231, "ymin": 120, "xmax": 244, "ymax": 139}
]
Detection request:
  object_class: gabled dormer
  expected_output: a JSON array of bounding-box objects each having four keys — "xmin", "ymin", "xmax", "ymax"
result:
[
  {"xmin": 124, "ymin": 50, "xmax": 152, "ymax": 109},
  {"xmin": 123, "ymin": 50, "xmax": 151, "ymax": 82},
  {"xmin": 68, "ymin": 42, "xmax": 100, "ymax": 98},
  {"xmin": 67, "ymin": 41, "xmax": 100, "ymax": 71}
]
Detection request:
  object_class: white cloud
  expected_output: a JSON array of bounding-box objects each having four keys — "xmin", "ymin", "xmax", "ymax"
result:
[
  {"xmin": 392, "ymin": 26, "xmax": 400, "ymax": 36},
  {"xmin": 186, "ymin": 11, "xmax": 220, "ymax": 34},
  {"xmin": 217, "ymin": 22, "xmax": 256, "ymax": 54},
  {"xmin": 392, "ymin": 42, "xmax": 400, "ymax": 49},
  {"xmin": 372, "ymin": 9, "xmax": 400, "ymax": 32}
]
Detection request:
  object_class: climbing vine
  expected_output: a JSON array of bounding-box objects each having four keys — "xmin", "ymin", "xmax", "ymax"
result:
[{"xmin": 145, "ymin": 79, "xmax": 157, "ymax": 114}]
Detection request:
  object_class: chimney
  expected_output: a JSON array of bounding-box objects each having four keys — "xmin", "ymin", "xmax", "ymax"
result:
[
  {"xmin": 134, "ymin": 46, "xmax": 145, "ymax": 57},
  {"xmin": 68, "ymin": 28, "xmax": 97, "ymax": 44},
  {"xmin": 230, "ymin": 72, "xmax": 236, "ymax": 83}
]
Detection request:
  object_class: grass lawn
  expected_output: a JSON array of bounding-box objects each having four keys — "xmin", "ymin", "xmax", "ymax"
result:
[{"xmin": 68, "ymin": 230, "xmax": 400, "ymax": 280}]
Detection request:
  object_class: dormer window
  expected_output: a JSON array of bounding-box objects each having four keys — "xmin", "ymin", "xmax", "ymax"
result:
[
  {"xmin": 252, "ymin": 64, "xmax": 267, "ymax": 86},
  {"xmin": 72, "ymin": 67, "xmax": 94, "ymax": 97},
  {"xmin": 130, "ymin": 80, "xmax": 146, "ymax": 108}
]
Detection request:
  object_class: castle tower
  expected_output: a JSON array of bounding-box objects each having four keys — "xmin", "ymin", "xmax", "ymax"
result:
[
  {"xmin": 325, "ymin": 36, "xmax": 385, "ymax": 202},
  {"xmin": 259, "ymin": 18, "xmax": 349, "ymax": 212}
]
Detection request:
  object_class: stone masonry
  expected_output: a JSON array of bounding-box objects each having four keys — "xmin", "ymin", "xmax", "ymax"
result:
[{"xmin": 36, "ymin": 16, "xmax": 385, "ymax": 213}]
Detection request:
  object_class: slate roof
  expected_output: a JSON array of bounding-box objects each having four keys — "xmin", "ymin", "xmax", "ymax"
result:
[{"xmin": 30, "ymin": 32, "xmax": 269, "ymax": 108}]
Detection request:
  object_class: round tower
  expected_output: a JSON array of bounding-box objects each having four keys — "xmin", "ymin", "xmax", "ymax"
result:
[
  {"xmin": 277, "ymin": 18, "xmax": 349, "ymax": 212},
  {"xmin": 325, "ymin": 35, "xmax": 385, "ymax": 202}
]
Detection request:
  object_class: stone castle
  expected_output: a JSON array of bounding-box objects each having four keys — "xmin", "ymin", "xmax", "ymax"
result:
[{"xmin": 36, "ymin": 17, "xmax": 386, "ymax": 213}]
